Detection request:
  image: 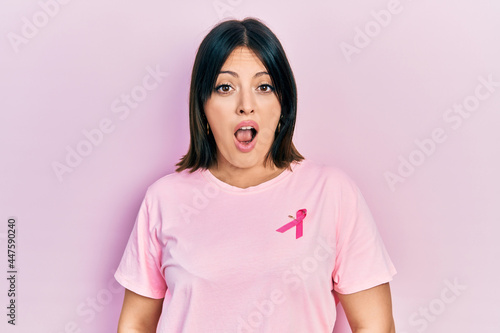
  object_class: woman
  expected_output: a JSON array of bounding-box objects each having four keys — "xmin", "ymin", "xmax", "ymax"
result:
[{"xmin": 115, "ymin": 18, "xmax": 397, "ymax": 332}]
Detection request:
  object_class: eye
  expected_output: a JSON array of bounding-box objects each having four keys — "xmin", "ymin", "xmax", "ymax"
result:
[
  {"xmin": 215, "ymin": 84, "xmax": 233, "ymax": 94},
  {"xmin": 258, "ymin": 84, "xmax": 275, "ymax": 93}
]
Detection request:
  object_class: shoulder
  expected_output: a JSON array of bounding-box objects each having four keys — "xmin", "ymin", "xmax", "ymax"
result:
[
  {"xmin": 143, "ymin": 168, "xmax": 205, "ymax": 202},
  {"xmin": 297, "ymin": 159, "xmax": 359, "ymax": 190}
]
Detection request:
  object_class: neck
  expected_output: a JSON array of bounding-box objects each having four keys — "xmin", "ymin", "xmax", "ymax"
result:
[{"xmin": 209, "ymin": 158, "xmax": 286, "ymax": 189}]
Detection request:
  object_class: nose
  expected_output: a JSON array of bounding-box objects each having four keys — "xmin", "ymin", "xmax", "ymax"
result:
[{"xmin": 237, "ymin": 87, "xmax": 254, "ymax": 115}]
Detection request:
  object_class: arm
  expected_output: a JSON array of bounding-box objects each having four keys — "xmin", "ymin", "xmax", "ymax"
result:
[
  {"xmin": 334, "ymin": 282, "xmax": 395, "ymax": 333},
  {"xmin": 117, "ymin": 288, "xmax": 164, "ymax": 333}
]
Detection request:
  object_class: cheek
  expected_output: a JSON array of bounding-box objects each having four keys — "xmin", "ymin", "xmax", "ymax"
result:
[
  {"xmin": 266, "ymin": 97, "xmax": 281, "ymax": 118},
  {"xmin": 205, "ymin": 94, "xmax": 236, "ymax": 116},
  {"xmin": 263, "ymin": 99, "xmax": 281, "ymax": 123},
  {"xmin": 258, "ymin": 111, "xmax": 281, "ymax": 145},
  {"xmin": 205, "ymin": 100, "xmax": 223, "ymax": 127},
  {"xmin": 205, "ymin": 101, "xmax": 232, "ymax": 144}
]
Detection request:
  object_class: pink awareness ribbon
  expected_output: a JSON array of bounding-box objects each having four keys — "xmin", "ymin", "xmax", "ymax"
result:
[{"xmin": 276, "ymin": 209, "xmax": 307, "ymax": 239}]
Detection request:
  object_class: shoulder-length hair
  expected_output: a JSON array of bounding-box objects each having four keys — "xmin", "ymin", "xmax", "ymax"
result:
[{"xmin": 175, "ymin": 17, "xmax": 304, "ymax": 173}]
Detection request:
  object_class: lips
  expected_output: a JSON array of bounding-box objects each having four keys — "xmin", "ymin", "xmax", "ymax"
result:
[
  {"xmin": 234, "ymin": 120, "xmax": 259, "ymax": 136},
  {"xmin": 233, "ymin": 120, "xmax": 259, "ymax": 153}
]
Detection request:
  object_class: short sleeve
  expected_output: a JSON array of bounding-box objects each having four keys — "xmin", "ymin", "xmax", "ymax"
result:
[
  {"xmin": 114, "ymin": 192, "xmax": 167, "ymax": 299},
  {"xmin": 332, "ymin": 174, "xmax": 397, "ymax": 294}
]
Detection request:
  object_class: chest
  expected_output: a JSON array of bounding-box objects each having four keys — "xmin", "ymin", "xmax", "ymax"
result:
[{"xmin": 157, "ymin": 189, "xmax": 338, "ymax": 291}]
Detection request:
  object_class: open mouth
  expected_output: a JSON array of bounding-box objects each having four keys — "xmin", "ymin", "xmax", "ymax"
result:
[
  {"xmin": 234, "ymin": 126, "xmax": 257, "ymax": 144},
  {"xmin": 233, "ymin": 121, "xmax": 259, "ymax": 152}
]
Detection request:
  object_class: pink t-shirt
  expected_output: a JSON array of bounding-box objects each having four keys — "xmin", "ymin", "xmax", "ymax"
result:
[{"xmin": 114, "ymin": 159, "xmax": 397, "ymax": 332}]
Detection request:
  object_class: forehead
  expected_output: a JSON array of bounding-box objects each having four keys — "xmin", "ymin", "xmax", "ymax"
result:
[{"xmin": 220, "ymin": 46, "xmax": 266, "ymax": 72}]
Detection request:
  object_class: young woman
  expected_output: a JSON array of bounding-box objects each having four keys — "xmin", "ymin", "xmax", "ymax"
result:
[{"xmin": 115, "ymin": 18, "xmax": 397, "ymax": 332}]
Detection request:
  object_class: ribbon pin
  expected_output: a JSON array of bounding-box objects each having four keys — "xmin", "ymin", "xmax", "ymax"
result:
[{"xmin": 276, "ymin": 209, "xmax": 307, "ymax": 239}]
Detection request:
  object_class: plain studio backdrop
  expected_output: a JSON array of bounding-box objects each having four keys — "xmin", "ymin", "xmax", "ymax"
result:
[{"xmin": 1, "ymin": 0, "xmax": 499, "ymax": 332}]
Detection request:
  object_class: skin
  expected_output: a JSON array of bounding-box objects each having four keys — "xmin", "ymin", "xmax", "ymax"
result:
[
  {"xmin": 117, "ymin": 289, "xmax": 163, "ymax": 333},
  {"xmin": 204, "ymin": 46, "xmax": 285, "ymax": 189},
  {"xmin": 335, "ymin": 283, "xmax": 396, "ymax": 333},
  {"xmin": 117, "ymin": 46, "xmax": 395, "ymax": 332}
]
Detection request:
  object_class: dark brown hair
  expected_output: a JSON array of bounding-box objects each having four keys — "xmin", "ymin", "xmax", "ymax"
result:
[{"xmin": 176, "ymin": 18, "xmax": 303, "ymax": 172}]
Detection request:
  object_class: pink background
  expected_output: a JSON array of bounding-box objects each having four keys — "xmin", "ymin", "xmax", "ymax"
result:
[{"xmin": 1, "ymin": 0, "xmax": 499, "ymax": 332}]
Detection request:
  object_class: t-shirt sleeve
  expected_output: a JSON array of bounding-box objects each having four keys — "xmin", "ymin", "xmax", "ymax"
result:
[
  {"xmin": 114, "ymin": 191, "xmax": 167, "ymax": 299},
  {"xmin": 332, "ymin": 172, "xmax": 397, "ymax": 295}
]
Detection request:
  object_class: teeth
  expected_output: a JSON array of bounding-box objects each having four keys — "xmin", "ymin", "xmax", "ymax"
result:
[{"xmin": 240, "ymin": 126, "xmax": 254, "ymax": 130}]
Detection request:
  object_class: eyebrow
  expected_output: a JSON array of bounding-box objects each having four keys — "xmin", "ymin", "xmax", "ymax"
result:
[{"xmin": 218, "ymin": 70, "xmax": 269, "ymax": 78}]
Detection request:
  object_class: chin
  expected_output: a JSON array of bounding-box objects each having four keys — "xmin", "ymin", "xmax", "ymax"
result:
[
  {"xmin": 227, "ymin": 154, "xmax": 261, "ymax": 169},
  {"xmin": 219, "ymin": 147, "xmax": 266, "ymax": 170}
]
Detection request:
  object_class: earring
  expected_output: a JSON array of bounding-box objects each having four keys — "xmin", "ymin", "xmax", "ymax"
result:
[
  {"xmin": 277, "ymin": 114, "xmax": 283, "ymax": 133},
  {"xmin": 207, "ymin": 122, "xmax": 210, "ymax": 135}
]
